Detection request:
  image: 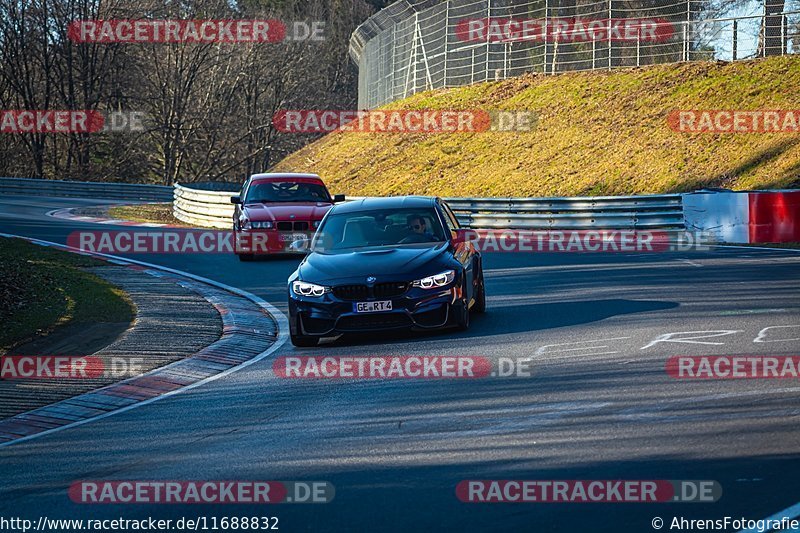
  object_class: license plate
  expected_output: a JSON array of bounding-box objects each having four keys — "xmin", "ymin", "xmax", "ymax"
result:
[
  {"xmin": 354, "ymin": 300, "xmax": 393, "ymax": 313},
  {"xmin": 279, "ymin": 233, "xmax": 306, "ymax": 242}
]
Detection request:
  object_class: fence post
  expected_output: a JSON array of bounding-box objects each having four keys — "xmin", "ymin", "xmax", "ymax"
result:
[
  {"xmin": 403, "ymin": 15, "xmax": 419, "ymax": 99},
  {"xmin": 592, "ymin": 37, "xmax": 597, "ymax": 69},
  {"xmin": 391, "ymin": 26, "xmax": 396, "ymax": 101},
  {"xmin": 683, "ymin": 24, "xmax": 688, "ymax": 60},
  {"xmin": 413, "ymin": 13, "xmax": 419, "ymax": 92},
  {"xmin": 732, "ymin": 19, "xmax": 738, "ymax": 60},
  {"xmin": 545, "ymin": 0, "xmax": 549, "ymax": 74},
  {"xmin": 443, "ymin": 1, "xmax": 449, "ymax": 86},
  {"xmin": 551, "ymin": 39, "xmax": 558, "ymax": 74},
  {"xmin": 471, "ymin": 48, "xmax": 476, "ymax": 83},
  {"xmin": 686, "ymin": 0, "xmax": 691, "ymax": 60},
  {"xmin": 485, "ymin": 0, "xmax": 491, "ymax": 81},
  {"xmin": 504, "ymin": 41, "xmax": 509, "ymax": 78},
  {"xmin": 607, "ymin": 0, "xmax": 612, "ymax": 70},
  {"xmin": 636, "ymin": 32, "xmax": 640, "ymax": 66},
  {"xmin": 782, "ymin": 13, "xmax": 787, "ymax": 55}
]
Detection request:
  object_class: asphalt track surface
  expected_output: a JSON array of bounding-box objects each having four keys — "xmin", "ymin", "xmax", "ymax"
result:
[{"xmin": 1, "ymin": 195, "xmax": 799, "ymax": 532}]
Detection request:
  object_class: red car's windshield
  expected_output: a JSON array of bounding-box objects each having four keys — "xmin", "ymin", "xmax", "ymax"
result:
[{"xmin": 245, "ymin": 181, "xmax": 330, "ymax": 203}]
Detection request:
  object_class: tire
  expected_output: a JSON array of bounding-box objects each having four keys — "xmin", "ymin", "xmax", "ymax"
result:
[
  {"xmin": 455, "ymin": 279, "xmax": 471, "ymax": 331},
  {"xmin": 238, "ymin": 253, "xmax": 255, "ymax": 262},
  {"xmin": 291, "ymin": 316, "xmax": 319, "ymax": 347},
  {"xmin": 291, "ymin": 333, "xmax": 319, "ymax": 347}
]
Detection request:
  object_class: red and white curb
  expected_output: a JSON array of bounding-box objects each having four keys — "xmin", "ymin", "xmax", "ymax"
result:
[
  {"xmin": 47, "ymin": 205, "xmax": 183, "ymax": 228},
  {"xmin": 0, "ymin": 233, "xmax": 288, "ymax": 448}
]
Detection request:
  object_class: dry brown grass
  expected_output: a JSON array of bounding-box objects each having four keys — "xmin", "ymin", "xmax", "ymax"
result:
[{"xmin": 272, "ymin": 56, "xmax": 800, "ymax": 197}]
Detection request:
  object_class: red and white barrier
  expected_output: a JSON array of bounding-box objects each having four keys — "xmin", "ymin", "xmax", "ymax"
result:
[{"xmin": 683, "ymin": 190, "xmax": 800, "ymax": 244}]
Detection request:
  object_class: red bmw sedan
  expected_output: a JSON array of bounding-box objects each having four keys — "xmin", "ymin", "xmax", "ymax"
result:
[{"xmin": 231, "ymin": 173, "xmax": 343, "ymax": 260}]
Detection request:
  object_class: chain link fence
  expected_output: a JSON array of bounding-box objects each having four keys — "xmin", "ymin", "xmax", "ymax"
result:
[{"xmin": 350, "ymin": 0, "xmax": 800, "ymax": 109}]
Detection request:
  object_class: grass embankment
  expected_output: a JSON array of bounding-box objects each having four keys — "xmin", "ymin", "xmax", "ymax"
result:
[
  {"xmin": 0, "ymin": 238, "xmax": 135, "ymax": 352},
  {"xmin": 107, "ymin": 203, "xmax": 186, "ymax": 225},
  {"xmin": 272, "ymin": 56, "xmax": 800, "ymax": 197}
]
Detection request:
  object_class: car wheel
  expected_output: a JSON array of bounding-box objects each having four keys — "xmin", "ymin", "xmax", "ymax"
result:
[
  {"xmin": 473, "ymin": 271, "xmax": 486, "ymax": 314},
  {"xmin": 238, "ymin": 253, "xmax": 255, "ymax": 262},
  {"xmin": 291, "ymin": 317, "xmax": 320, "ymax": 347},
  {"xmin": 455, "ymin": 280, "xmax": 471, "ymax": 331}
]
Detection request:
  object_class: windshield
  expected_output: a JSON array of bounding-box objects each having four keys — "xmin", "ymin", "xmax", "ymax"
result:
[
  {"xmin": 245, "ymin": 181, "xmax": 330, "ymax": 203},
  {"xmin": 312, "ymin": 208, "xmax": 447, "ymax": 252}
]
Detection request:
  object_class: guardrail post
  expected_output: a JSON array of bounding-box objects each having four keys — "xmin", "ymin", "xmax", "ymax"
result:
[{"xmin": 733, "ymin": 19, "xmax": 738, "ymax": 60}]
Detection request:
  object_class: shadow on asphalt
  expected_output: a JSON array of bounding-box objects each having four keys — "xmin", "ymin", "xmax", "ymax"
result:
[{"xmin": 323, "ymin": 299, "xmax": 679, "ymax": 347}]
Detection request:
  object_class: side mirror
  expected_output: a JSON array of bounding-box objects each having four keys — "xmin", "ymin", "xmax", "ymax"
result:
[
  {"xmin": 451, "ymin": 228, "xmax": 477, "ymax": 245},
  {"xmin": 289, "ymin": 236, "xmax": 311, "ymax": 254},
  {"xmin": 230, "ymin": 195, "xmax": 241, "ymax": 205},
  {"xmin": 333, "ymin": 194, "xmax": 346, "ymax": 203}
]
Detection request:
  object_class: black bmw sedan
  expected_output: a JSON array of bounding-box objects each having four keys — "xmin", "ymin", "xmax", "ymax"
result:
[{"xmin": 287, "ymin": 196, "xmax": 486, "ymax": 347}]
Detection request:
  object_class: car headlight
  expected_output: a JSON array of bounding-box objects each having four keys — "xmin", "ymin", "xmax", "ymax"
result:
[
  {"xmin": 412, "ymin": 269, "xmax": 455, "ymax": 289},
  {"xmin": 292, "ymin": 281, "xmax": 331, "ymax": 297},
  {"xmin": 240, "ymin": 220, "xmax": 273, "ymax": 230}
]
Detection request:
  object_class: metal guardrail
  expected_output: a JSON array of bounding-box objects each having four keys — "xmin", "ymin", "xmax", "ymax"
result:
[
  {"xmin": 444, "ymin": 194, "xmax": 685, "ymax": 230},
  {"xmin": 0, "ymin": 177, "xmax": 685, "ymax": 232},
  {"xmin": 172, "ymin": 182, "xmax": 685, "ymax": 231},
  {"xmin": 0, "ymin": 177, "xmax": 172, "ymax": 202},
  {"xmin": 173, "ymin": 183, "xmax": 236, "ymax": 229}
]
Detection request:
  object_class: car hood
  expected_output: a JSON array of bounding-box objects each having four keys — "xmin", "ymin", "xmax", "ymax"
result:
[
  {"xmin": 299, "ymin": 243, "xmax": 452, "ymax": 283},
  {"xmin": 243, "ymin": 202, "xmax": 332, "ymax": 222}
]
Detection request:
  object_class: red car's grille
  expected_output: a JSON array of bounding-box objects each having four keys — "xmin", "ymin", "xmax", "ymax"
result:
[{"xmin": 277, "ymin": 221, "xmax": 309, "ymax": 231}]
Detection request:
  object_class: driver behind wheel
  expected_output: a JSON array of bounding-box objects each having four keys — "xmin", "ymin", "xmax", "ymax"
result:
[{"xmin": 406, "ymin": 215, "xmax": 436, "ymax": 241}]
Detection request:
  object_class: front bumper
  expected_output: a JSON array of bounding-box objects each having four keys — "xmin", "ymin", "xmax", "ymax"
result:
[
  {"xmin": 234, "ymin": 229, "xmax": 313, "ymax": 255},
  {"xmin": 288, "ymin": 286, "xmax": 460, "ymax": 336}
]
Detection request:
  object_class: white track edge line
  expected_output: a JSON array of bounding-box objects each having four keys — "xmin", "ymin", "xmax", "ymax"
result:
[
  {"xmin": 738, "ymin": 501, "xmax": 800, "ymax": 532},
  {"xmin": 0, "ymin": 232, "xmax": 289, "ymax": 448}
]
